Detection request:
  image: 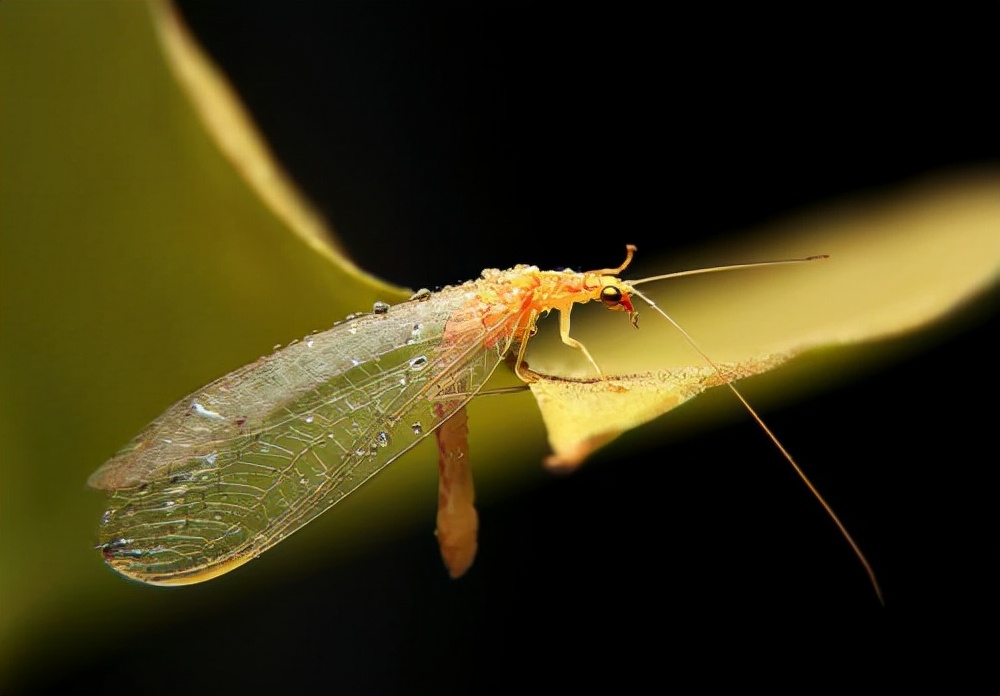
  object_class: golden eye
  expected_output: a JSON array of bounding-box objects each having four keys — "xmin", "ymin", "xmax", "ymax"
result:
[{"xmin": 600, "ymin": 286, "xmax": 623, "ymax": 307}]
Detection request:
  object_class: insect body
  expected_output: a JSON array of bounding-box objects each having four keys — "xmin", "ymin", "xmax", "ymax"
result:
[
  {"xmin": 89, "ymin": 247, "xmax": 641, "ymax": 585},
  {"xmin": 90, "ymin": 246, "xmax": 881, "ymax": 603}
]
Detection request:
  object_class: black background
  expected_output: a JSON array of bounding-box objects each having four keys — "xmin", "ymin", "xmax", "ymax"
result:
[{"xmin": 19, "ymin": 2, "xmax": 998, "ymax": 693}]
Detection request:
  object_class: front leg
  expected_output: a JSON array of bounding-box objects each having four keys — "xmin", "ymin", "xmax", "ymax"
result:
[{"xmin": 559, "ymin": 307, "xmax": 604, "ymax": 378}]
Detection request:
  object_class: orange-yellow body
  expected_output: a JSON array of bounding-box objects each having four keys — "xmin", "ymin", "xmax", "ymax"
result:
[
  {"xmin": 458, "ymin": 245, "xmax": 639, "ymax": 379},
  {"xmin": 88, "ymin": 246, "xmax": 640, "ymax": 585}
]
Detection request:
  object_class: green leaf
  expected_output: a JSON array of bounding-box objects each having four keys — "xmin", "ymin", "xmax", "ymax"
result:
[{"xmin": 0, "ymin": 0, "xmax": 411, "ymax": 671}]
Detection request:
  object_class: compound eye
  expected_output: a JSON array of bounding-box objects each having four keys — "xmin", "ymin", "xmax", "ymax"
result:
[{"xmin": 600, "ymin": 285, "xmax": 623, "ymax": 307}]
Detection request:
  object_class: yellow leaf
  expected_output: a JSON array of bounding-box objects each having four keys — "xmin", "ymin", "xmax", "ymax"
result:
[{"xmin": 528, "ymin": 170, "xmax": 999, "ymax": 464}]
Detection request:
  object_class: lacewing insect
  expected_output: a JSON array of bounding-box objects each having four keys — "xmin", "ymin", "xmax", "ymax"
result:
[{"xmin": 88, "ymin": 245, "xmax": 882, "ymax": 602}]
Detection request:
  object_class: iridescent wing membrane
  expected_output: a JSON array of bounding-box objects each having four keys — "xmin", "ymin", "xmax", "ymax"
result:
[{"xmin": 89, "ymin": 281, "xmax": 523, "ymax": 584}]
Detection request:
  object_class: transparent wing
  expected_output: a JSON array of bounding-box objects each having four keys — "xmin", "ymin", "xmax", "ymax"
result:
[{"xmin": 89, "ymin": 282, "xmax": 525, "ymax": 584}]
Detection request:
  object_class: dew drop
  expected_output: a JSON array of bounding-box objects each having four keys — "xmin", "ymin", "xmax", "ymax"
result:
[
  {"xmin": 212, "ymin": 512, "xmax": 223, "ymax": 521},
  {"xmin": 410, "ymin": 288, "xmax": 432, "ymax": 301},
  {"xmin": 101, "ymin": 509, "xmax": 113, "ymax": 525},
  {"xmin": 306, "ymin": 338, "xmax": 314, "ymax": 348},
  {"xmin": 377, "ymin": 431, "xmax": 390, "ymax": 447},
  {"xmin": 305, "ymin": 415, "xmax": 314, "ymax": 424},
  {"xmin": 300, "ymin": 477, "xmax": 309, "ymax": 485},
  {"xmin": 104, "ymin": 539, "xmax": 145, "ymax": 559},
  {"xmin": 409, "ymin": 355, "xmax": 428, "ymax": 371},
  {"xmin": 373, "ymin": 301, "xmax": 390, "ymax": 314},
  {"xmin": 191, "ymin": 401, "xmax": 225, "ymax": 421},
  {"xmin": 411, "ymin": 323, "xmax": 423, "ymax": 338},
  {"xmin": 411, "ymin": 422, "xmax": 423, "ymax": 435}
]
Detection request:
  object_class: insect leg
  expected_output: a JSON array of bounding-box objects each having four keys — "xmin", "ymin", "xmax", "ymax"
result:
[
  {"xmin": 558, "ymin": 307, "xmax": 604, "ymax": 378},
  {"xmin": 512, "ymin": 310, "xmax": 541, "ymax": 383},
  {"xmin": 513, "ymin": 327, "xmax": 535, "ymax": 383}
]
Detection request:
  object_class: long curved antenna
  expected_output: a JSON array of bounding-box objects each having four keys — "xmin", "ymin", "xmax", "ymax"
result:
[
  {"xmin": 630, "ymin": 255, "xmax": 828, "ymax": 286},
  {"xmin": 630, "ymin": 286, "xmax": 884, "ymax": 606}
]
